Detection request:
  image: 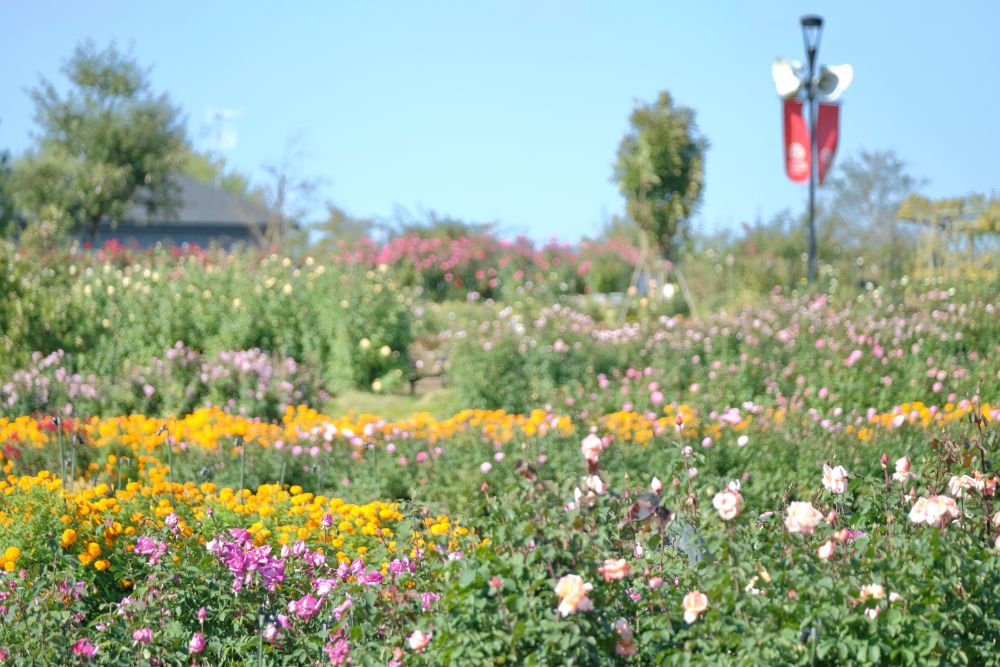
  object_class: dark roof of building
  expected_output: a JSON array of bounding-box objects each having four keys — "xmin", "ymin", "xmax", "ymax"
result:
[{"xmin": 125, "ymin": 174, "xmax": 274, "ymax": 228}]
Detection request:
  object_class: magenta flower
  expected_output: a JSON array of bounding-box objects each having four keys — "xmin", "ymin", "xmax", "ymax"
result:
[
  {"xmin": 188, "ymin": 632, "xmax": 205, "ymax": 654},
  {"xmin": 313, "ymin": 578, "xmax": 338, "ymax": 596},
  {"xmin": 72, "ymin": 638, "xmax": 97, "ymax": 657},
  {"xmin": 359, "ymin": 570, "xmax": 383, "ymax": 585},
  {"xmin": 331, "ymin": 594, "xmax": 353, "ymax": 622},
  {"xmin": 324, "ymin": 629, "xmax": 352, "ymax": 667},
  {"xmin": 134, "ymin": 536, "xmax": 168, "ymax": 566},
  {"xmin": 132, "ymin": 627, "xmax": 153, "ymax": 644},
  {"xmin": 288, "ymin": 593, "xmax": 322, "ymax": 620}
]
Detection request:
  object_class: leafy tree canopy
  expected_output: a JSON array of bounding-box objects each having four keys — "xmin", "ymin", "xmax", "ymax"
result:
[
  {"xmin": 12, "ymin": 41, "xmax": 187, "ymax": 244},
  {"xmin": 613, "ymin": 91, "xmax": 708, "ymax": 259}
]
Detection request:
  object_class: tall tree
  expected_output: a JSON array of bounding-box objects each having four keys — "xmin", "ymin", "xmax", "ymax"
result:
[
  {"xmin": 613, "ymin": 91, "xmax": 708, "ymax": 260},
  {"xmin": 0, "ymin": 149, "xmax": 15, "ymax": 237},
  {"xmin": 12, "ymin": 42, "xmax": 187, "ymax": 243},
  {"xmin": 257, "ymin": 134, "xmax": 323, "ymax": 249},
  {"xmin": 822, "ymin": 150, "xmax": 919, "ymax": 280}
]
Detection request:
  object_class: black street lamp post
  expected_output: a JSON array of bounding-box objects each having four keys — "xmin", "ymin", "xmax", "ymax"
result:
[{"xmin": 800, "ymin": 15, "xmax": 823, "ymax": 286}]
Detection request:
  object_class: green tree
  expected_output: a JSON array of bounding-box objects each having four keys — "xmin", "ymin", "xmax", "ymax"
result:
[
  {"xmin": 0, "ymin": 149, "xmax": 15, "ymax": 237},
  {"xmin": 613, "ymin": 91, "xmax": 708, "ymax": 260},
  {"xmin": 897, "ymin": 192, "xmax": 1000, "ymax": 267},
  {"xmin": 312, "ymin": 204, "xmax": 374, "ymax": 251},
  {"xmin": 822, "ymin": 150, "xmax": 919, "ymax": 280},
  {"xmin": 181, "ymin": 149, "xmax": 262, "ymax": 204},
  {"xmin": 12, "ymin": 41, "xmax": 187, "ymax": 244}
]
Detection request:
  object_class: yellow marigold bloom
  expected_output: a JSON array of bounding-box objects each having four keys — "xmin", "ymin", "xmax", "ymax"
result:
[
  {"xmin": 3, "ymin": 546, "xmax": 20, "ymax": 561},
  {"xmin": 78, "ymin": 552, "xmax": 94, "ymax": 566},
  {"xmin": 94, "ymin": 559, "xmax": 110, "ymax": 571},
  {"xmin": 61, "ymin": 529, "xmax": 78, "ymax": 548},
  {"xmin": 87, "ymin": 542, "xmax": 102, "ymax": 557},
  {"xmin": 3, "ymin": 562, "xmax": 14, "ymax": 572}
]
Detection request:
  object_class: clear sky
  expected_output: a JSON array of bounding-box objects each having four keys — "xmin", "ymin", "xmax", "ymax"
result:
[{"xmin": 2, "ymin": 1, "xmax": 998, "ymax": 242}]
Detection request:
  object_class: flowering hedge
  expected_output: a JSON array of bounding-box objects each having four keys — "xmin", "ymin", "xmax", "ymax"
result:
[{"xmin": 0, "ymin": 393, "xmax": 997, "ymax": 663}]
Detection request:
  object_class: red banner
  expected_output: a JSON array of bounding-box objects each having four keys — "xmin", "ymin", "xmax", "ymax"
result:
[
  {"xmin": 783, "ymin": 99, "xmax": 810, "ymax": 183},
  {"xmin": 816, "ymin": 102, "xmax": 840, "ymax": 184}
]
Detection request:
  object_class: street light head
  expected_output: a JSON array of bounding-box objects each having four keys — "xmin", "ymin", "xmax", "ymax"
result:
[
  {"xmin": 800, "ymin": 15, "xmax": 824, "ymax": 58},
  {"xmin": 772, "ymin": 58, "xmax": 804, "ymax": 98}
]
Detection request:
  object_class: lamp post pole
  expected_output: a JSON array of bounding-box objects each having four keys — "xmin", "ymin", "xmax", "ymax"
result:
[{"xmin": 801, "ymin": 15, "xmax": 823, "ymax": 286}]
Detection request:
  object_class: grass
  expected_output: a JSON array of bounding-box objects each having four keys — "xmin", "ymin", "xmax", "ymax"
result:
[{"xmin": 323, "ymin": 387, "xmax": 463, "ymax": 421}]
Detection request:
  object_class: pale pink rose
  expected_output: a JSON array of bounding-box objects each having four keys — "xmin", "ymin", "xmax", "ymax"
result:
[
  {"xmin": 682, "ymin": 591, "xmax": 708, "ymax": 624},
  {"xmin": 924, "ymin": 495, "xmax": 959, "ymax": 528},
  {"xmin": 648, "ymin": 576, "xmax": 664, "ymax": 590},
  {"xmin": 822, "ymin": 464, "xmax": 849, "ymax": 494},
  {"xmin": 712, "ymin": 490, "xmax": 744, "ymax": 521},
  {"xmin": 865, "ymin": 607, "xmax": 880, "ymax": 620},
  {"xmin": 407, "ymin": 629, "xmax": 432, "ymax": 653},
  {"xmin": 613, "ymin": 618, "xmax": 637, "ymax": 656},
  {"xmin": 888, "ymin": 592, "xmax": 904, "ymax": 603},
  {"xmin": 650, "ymin": 476, "xmax": 663, "ymax": 493},
  {"xmin": 859, "ymin": 583, "xmax": 885, "ymax": 602},
  {"xmin": 892, "ymin": 457, "xmax": 914, "ymax": 483},
  {"xmin": 583, "ymin": 475, "xmax": 605, "ymax": 495},
  {"xmin": 554, "ymin": 574, "xmax": 594, "ymax": 617},
  {"xmin": 947, "ymin": 475, "xmax": 983, "ymax": 498},
  {"xmin": 615, "ymin": 638, "xmax": 638, "ymax": 657},
  {"xmin": 598, "ymin": 558, "xmax": 631, "ymax": 581},
  {"xmin": 908, "ymin": 497, "xmax": 929, "ymax": 524},
  {"xmin": 910, "ymin": 495, "xmax": 959, "ymax": 528},
  {"xmin": 817, "ymin": 541, "xmax": 835, "ymax": 560},
  {"xmin": 992, "ymin": 510, "xmax": 1000, "ymax": 529},
  {"xmin": 785, "ymin": 501, "xmax": 825, "ymax": 535},
  {"xmin": 580, "ymin": 434, "xmax": 604, "ymax": 464}
]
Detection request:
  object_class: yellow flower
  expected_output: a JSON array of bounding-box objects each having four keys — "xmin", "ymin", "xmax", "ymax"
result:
[
  {"xmin": 94, "ymin": 559, "xmax": 110, "ymax": 571},
  {"xmin": 61, "ymin": 529, "xmax": 78, "ymax": 548},
  {"xmin": 87, "ymin": 542, "xmax": 102, "ymax": 558},
  {"xmin": 3, "ymin": 546, "xmax": 20, "ymax": 561}
]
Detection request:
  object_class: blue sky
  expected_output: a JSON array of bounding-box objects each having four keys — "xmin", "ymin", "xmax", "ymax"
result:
[{"xmin": 2, "ymin": 1, "xmax": 998, "ymax": 242}]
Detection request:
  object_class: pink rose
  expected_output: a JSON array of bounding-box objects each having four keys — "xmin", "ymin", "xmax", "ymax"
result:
[
  {"xmin": 892, "ymin": 457, "xmax": 914, "ymax": 483},
  {"xmin": 554, "ymin": 574, "xmax": 594, "ymax": 617},
  {"xmin": 597, "ymin": 558, "xmax": 630, "ymax": 581},
  {"xmin": 682, "ymin": 591, "xmax": 708, "ymax": 624},
  {"xmin": 785, "ymin": 501, "xmax": 824, "ymax": 535},
  {"xmin": 822, "ymin": 464, "xmax": 849, "ymax": 494},
  {"xmin": 947, "ymin": 475, "xmax": 983, "ymax": 498},
  {"xmin": 188, "ymin": 632, "xmax": 205, "ymax": 655},
  {"xmin": 580, "ymin": 434, "xmax": 604, "ymax": 464},
  {"xmin": 859, "ymin": 583, "xmax": 885, "ymax": 602},
  {"xmin": 408, "ymin": 629, "xmax": 432, "ymax": 653},
  {"xmin": 817, "ymin": 540, "xmax": 835, "ymax": 560},
  {"xmin": 909, "ymin": 495, "xmax": 959, "ymax": 528},
  {"xmin": 712, "ymin": 489, "xmax": 744, "ymax": 521}
]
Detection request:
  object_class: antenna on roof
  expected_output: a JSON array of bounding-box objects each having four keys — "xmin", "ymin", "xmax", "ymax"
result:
[{"xmin": 203, "ymin": 107, "xmax": 242, "ymax": 188}]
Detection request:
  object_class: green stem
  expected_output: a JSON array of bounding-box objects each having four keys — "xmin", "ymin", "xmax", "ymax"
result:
[
  {"xmin": 257, "ymin": 613, "xmax": 265, "ymax": 667},
  {"xmin": 238, "ymin": 437, "xmax": 247, "ymax": 505},
  {"xmin": 55, "ymin": 417, "xmax": 65, "ymax": 487}
]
